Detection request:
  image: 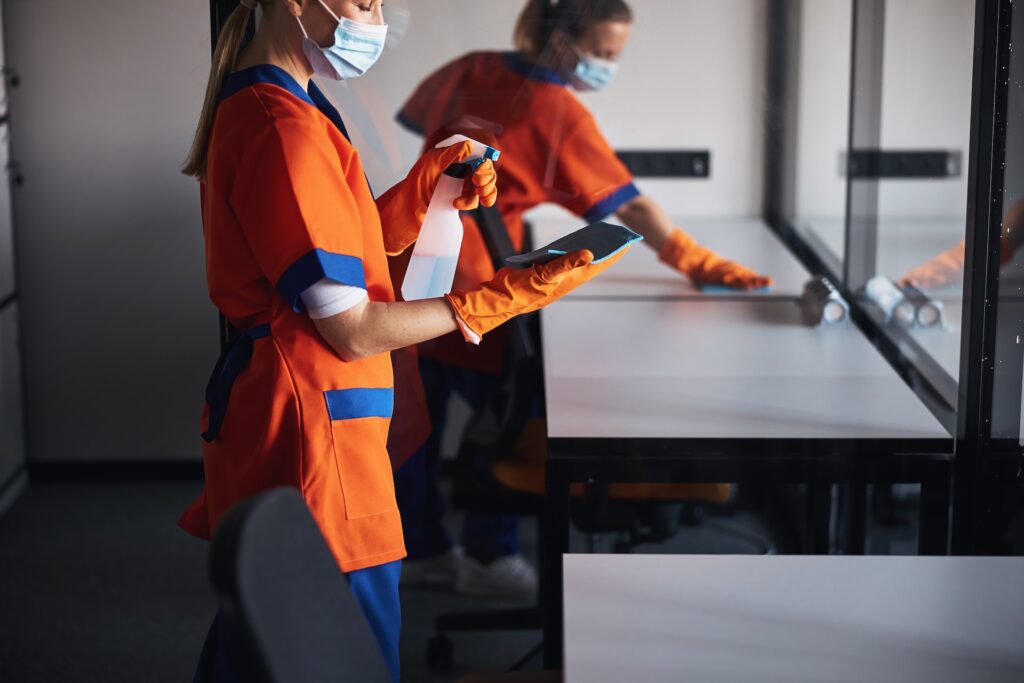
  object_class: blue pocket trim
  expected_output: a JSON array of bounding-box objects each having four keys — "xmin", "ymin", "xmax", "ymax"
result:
[
  {"xmin": 583, "ymin": 182, "xmax": 642, "ymax": 223},
  {"xmin": 325, "ymin": 388, "xmax": 394, "ymax": 421},
  {"xmin": 277, "ymin": 249, "xmax": 367, "ymax": 312}
]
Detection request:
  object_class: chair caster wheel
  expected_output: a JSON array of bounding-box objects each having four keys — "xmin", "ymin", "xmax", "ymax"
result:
[{"xmin": 426, "ymin": 633, "xmax": 454, "ymax": 671}]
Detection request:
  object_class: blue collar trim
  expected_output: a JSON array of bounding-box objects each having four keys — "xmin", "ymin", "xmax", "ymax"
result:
[
  {"xmin": 220, "ymin": 65, "xmax": 350, "ymax": 141},
  {"xmin": 502, "ymin": 52, "xmax": 568, "ymax": 86},
  {"xmin": 221, "ymin": 64, "xmax": 313, "ymax": 105}
]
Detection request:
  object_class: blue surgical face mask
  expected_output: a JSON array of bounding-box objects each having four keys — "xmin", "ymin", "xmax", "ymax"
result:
[
  {"xmin": 297, "ymin": 0, "xmax": 388, "ymax": 81},
  {"xmin": 568, "ymin": 47, "xmax": 618, "ymax": 92}
]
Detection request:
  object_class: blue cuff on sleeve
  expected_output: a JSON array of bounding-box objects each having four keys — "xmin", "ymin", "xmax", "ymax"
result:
[
  {"xmin": 583, "ymin": 182, "xmax": 642, "ymax": 223},
  {"xmin": 395, "ymin": 110, "xmax": 425, "ymax": 136},
  {"xmin": 325, "ymin": 388, "xmax": 394, "ymax": 420},
  {"xmin": 277, "ymin": 249, "xmax": 367, "ymax": 312}
]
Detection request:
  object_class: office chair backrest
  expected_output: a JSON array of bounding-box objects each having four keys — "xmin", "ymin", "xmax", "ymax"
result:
[
  {"xmin": 471, "ymin": 206, "xmax": 537, "ymax": 360},
  {"xmin": 209, "ymin": 488, "xmax": 391, "ymax": 683}
]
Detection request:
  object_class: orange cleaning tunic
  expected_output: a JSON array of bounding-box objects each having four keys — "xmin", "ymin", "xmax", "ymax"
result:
[
  {"xmin": 392, "ymin": 51, "xmax": 639, "ymax": 373},
  {"xmin": 179, "ymin": 65, "xmax": 405, "ymax": 573}
]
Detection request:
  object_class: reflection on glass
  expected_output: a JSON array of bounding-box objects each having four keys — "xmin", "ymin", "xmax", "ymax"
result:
[{"xmin": 871, "ymin": 0, "xmax": 975, "ymax": 381}]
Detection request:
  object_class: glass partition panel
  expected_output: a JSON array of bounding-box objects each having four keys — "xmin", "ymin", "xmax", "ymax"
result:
[
  {"xmin": 838, "ymin": 0, "xmax": 974, "ymax": 423},
  {"xmin": 791, "ymin": 0, "xmax": 853, "ymax": 272},
  {"xmin": 871, "ymin": 0, "xmax": 974, "ymax": 385},
  {"xmin": 989, "ymin": 0, "xmax": 1024, "ymax": 443}
]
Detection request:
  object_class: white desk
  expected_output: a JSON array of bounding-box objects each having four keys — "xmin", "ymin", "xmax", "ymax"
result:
[
  {"xmin": 531, "ymin": 218, "xmax": 811, "ymax": 298},
  {"xmin": 541, "ymin": 299, "xmax": 948, "ymax": 440},
  {"xmin": 564, "ymin": 554, "xmax": 1024, "ymax": 683},
  {"xmin": 537, "ymin": 221, "xmax": 956, "ymax": 668}
]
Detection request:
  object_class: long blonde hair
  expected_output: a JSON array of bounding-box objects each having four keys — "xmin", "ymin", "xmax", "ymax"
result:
[{"xmin": 182, "ymin": 1, "xmax": 263, "ymax": 179}]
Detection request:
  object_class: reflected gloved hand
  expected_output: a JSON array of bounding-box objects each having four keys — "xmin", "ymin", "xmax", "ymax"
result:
[
  {"xmin": 376, "ymin": 140, "xmax": 499, "ymax": 256},
  {"xmin": 446, "ymin": 248, "xmax": 628, "ymax": 342},
  {"xmin": 900, "ymin": 240, "xmax": 966, "ymax": 290},
  {"xmin": 659, "ymin": 228, "xmax": 773, "ymax": 289}
]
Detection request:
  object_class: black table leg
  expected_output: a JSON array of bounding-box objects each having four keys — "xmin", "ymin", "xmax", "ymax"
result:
[
  {"xmin": 844, "ymin": 483, "xmax": 868, "ymax": 555},
  {"xmin": 919, "ymin": 462, "xmax": 951, "ymax": 555},
  {"xmin": 541, "ymin": 455, "xmax": 571, "ymax": 669},
  {"xmin": 806, "ymin": 483, "xmax": 832, "ymax": 553}
]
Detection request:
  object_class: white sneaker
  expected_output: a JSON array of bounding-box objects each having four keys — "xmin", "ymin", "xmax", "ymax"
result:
[
  {"xmin": 455, "ymin": 553, "xmax": 538, "ymax": 599},
  {"xmin": 400, "ymin": 546, "xmax": 464, "ymax": 589}
]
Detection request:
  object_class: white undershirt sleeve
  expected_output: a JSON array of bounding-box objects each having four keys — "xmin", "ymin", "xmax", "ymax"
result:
[{"xmin": 300, "ymin": 278, "xmax": 369, "ymax": 319}]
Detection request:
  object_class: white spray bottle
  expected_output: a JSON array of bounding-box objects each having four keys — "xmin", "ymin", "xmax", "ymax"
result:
[{"xmin": 401, "ymin": 135, "xmax": 501, "ymax": 301}]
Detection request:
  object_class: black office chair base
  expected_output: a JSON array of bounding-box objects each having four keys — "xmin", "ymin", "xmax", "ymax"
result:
[{"xmin": 428, "ymin": 606, "xmax": 542, "ymax": 671}]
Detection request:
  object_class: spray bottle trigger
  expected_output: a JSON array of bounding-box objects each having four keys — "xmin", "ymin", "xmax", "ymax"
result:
[{"xmin": 443, "ymin": 160, "xmax": 481, "ymax": 178}]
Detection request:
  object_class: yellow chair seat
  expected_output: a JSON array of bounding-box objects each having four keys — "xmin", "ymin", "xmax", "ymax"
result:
[{"xmin": 490, "ymin": 419, "xmax": 731, "ymax": 503}]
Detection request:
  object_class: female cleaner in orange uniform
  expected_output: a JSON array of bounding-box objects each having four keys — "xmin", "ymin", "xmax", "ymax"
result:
[
  {"xmin": 393, "ymin": 0, "xmax": 770, "ymax": 596},
  {"xmin": 179, "ymin": 1, "xmax": 625, "ymax": 679}
]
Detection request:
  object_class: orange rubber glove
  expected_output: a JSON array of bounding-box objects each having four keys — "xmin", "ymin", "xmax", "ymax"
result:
[
  {"xmin": 446, "ymin": 248, "xmax": 628, "ymax": 341},
  {"xmin": 376, "ymin": 140, "xmax": 498, "ymax": 256},
  {"xmin": 900, "ymin": 240, "xmax": 966, "ymax": 290},
  {"xmin": 659, "ymin": 228, "xmax": 773, "ymax": 289}
]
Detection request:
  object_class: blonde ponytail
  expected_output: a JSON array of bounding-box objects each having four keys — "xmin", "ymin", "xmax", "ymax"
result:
[{"xmin": 182, "ymin": 1, "xmax": 260, "ymax": 179}]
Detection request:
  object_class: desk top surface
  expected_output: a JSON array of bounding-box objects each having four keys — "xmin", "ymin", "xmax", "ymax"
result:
[
  {"xmin": 530, "ymin": 218, "xmax": 811, "ymax": 298},
  {"xmin": 541, "ymin": 298, "xmax": 949, "ymax": 440},
  {"xmin": 564, "ymin": 554, "xmax": 1024, "ymax": 683}
]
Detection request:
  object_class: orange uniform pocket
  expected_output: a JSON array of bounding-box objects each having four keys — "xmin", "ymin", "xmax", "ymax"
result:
[{"xmin": 325, "ymin": 389, "xmax": 397, "ymax": 520}]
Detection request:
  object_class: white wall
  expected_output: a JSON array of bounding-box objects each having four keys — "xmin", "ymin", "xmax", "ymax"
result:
[
  {"xmin": 326, "ymin": 0, "xmax": 769, "ymax": 219},
  {"xmin": 6, "ymin": 0, "xmax": 213, "ymax": 462}
]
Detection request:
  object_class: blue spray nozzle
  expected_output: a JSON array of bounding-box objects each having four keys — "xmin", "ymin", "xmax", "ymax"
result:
[{"xmin": 445, "ymin": 153, "xmax": 499, "ymax": 178}]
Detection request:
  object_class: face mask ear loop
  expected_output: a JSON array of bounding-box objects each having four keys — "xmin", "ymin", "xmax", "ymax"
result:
[
  {"xmin": 295, "ymin": 14, "xmax": 312, "ymax": 40},
  {"xmin": 315, "ymin": 0, "xmax": 343, "ymax": 24},
  {"xmin": 297, "ymin": 0, "xmax": 342, "ymax": 41}
]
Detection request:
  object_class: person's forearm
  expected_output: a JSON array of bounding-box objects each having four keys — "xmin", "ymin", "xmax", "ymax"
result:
[
  {"xmin": 614, "ymin": 195, "xmax": 677, "ymax": 252},
  {"xmin": 313, "ymin": 298, "xmax": 458, "ymax": 361}
]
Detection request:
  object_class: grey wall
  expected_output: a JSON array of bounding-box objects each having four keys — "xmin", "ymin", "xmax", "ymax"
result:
[
  {"xmin": 0, "ymin": 304, "xmax": 24, "ymax": 485},
  {"xmin": 0, "ymin": 0, "xmax": 25, "ymax": 499},
  {"xmin": 6, "ymin": 0, "xmax": 213, "ymax": 462}
]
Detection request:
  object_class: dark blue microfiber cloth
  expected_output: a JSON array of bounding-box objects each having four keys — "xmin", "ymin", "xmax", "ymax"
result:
[{"xmin": 506, "ymin": 221, "xmax": 643, "ymax": 265}]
